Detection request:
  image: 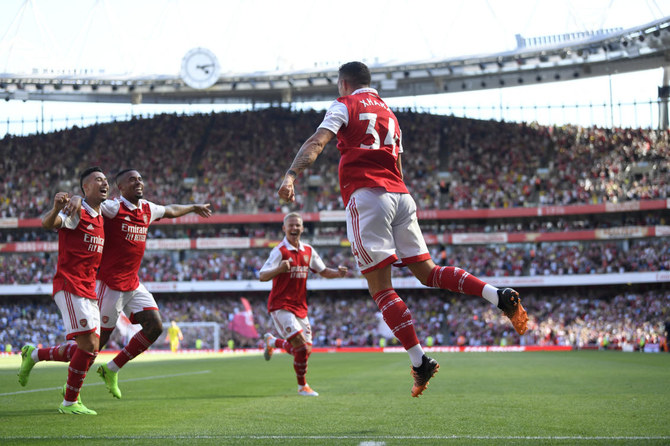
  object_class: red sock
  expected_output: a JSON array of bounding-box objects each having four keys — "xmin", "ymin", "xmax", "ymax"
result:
[
  {"xmin": 275, "ymin": 338, "xmax": 294, "ymax": 355},
  {"xmin": 37, "ymin": 342, "xmax": 77, "ymax": 362},
  {"xmin": 373, "ymin": 289, "xmax": 419, "ymax": 350},
  {"xmin": 64, "ymin": 348, "xmax": 96, "ymax": 403},
  {"xmin": 428, "ymin": 266, "xmax": 486, "ymax": 297},
  {"xmin": 112, "ymin": 330, "xmax": 153, "ymax": 369},
  {"xmin": 293, "ymin": 344, "xmax": 308, "ymax": 386}
]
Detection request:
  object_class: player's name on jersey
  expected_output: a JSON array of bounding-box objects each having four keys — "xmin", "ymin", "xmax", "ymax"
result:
[{"xmin": 359, "ymin": 97, "xmax": 389, "ymax": 110}]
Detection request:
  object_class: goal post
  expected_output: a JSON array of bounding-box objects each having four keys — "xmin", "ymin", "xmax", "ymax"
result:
[{"xmin": 159, "ymin": 321, "xmax": 221, "ymax": 351}]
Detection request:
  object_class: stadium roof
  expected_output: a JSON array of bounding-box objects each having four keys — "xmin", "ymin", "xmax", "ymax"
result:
[{"xmin": 1, "ymin": 1, "xmax": 670, "ymax": 105}]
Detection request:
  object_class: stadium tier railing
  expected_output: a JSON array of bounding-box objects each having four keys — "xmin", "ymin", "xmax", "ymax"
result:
[
  {"xmin": 3, "ymin": 270, "xmax": 669, "ymax": 296},
  {"xmin": 2, "ymin": 198, "xmax": 668, "ymax": 229},
  {"xmin": 1, "ymin": 223, "xmax": 669, "ymax": 253}
]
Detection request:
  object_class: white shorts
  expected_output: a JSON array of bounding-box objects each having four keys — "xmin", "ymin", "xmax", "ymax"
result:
[
  {"xmin": 270, "ymin": 309, "xmax": 313, "ymax": 344},
  {"xmin": 96, "ymin": 281, "xmax": 158, "ymax": 330},
  {"xmin": 346, "ymin": 187, "xmax": 430, "ymax": 274},
  {"xmin": 54, "ymin": 291, "xmax": 101, "ymax": 340}
]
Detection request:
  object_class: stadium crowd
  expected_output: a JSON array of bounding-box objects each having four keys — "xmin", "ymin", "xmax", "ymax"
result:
[
  {"xmin": 2, "ymin": 286, "xmax": 667, "ymax": 353},
  {"xmin": 1, "ymin": 110, "xmax": 669, "ymax": 218},
  {"xmin": 1, "ymin": 110, "xmax": 668, "ymax": 363},
  {"xmin": 1, "ymin": 237, "xmax": 668, "ymax": 285}
]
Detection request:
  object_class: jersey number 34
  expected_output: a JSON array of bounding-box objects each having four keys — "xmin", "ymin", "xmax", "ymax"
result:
[{"xmin": 358, "ymin": 112, "xmax": 400, "ymax": 156}]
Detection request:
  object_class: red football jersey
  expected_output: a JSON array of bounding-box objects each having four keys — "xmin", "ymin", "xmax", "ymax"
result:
[
  {"xmin": 320, "ymin": 88, "xmax": 408, "ymax": 205},
  {"xmin": 52, "ymin": 202, "xmax": 105, "ymax": 300},
  {"xmin": 260, "ymin": 239, "xmax": 326, "ymax": 319},
  {"xmin": 97, "ymin": 197, "xmax": 165, "ymax": 291}
]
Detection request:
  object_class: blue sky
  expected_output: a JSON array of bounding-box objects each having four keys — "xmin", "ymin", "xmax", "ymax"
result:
[{"xmin": 1, "ymin": 0, "xmax": 669, "ymax": 135}]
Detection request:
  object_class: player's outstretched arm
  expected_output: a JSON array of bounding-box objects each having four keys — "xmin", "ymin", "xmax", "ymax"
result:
[
  {"xmin": 278, "ymin": 128, "xmax": 335, "ymax": 203},
  {"xmin": 319, "ymin": 265, "xmax": 348, "ymax": 279},
  {"xmin": 163, "ymin": 203, "xmax": 212, "ymax": 219},
  {"xmin": 42, "ymin": 192, "xmax": 69, "ymax": 230}
]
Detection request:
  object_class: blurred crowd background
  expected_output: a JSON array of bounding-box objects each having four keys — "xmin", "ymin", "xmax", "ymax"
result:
[{"xmin": 1, "ymin": 110, "xmax": 668, "ymax": 353}]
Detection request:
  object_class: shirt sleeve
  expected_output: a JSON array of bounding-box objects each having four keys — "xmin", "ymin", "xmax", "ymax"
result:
[
  {"xmin": 309, "ymin": 247, "xmax": 327, "ymax": 273},
  {"xmin": 146, "ymin": 200, "xmax": 166, "ymax": 223},
  {"xmin": 58, "ymin": 210, "xmax": 81, "ymax": 230},
  {"xmin": 100, "ymin": 199, "xmax": 120, "ymax": 219},
  {"xmin": 318, "ymin": 100, "xmax": 348, "ymax": 134},
  {"xmin": 259, "ymin": 247, "xmax": 282, "ymax": 273}
]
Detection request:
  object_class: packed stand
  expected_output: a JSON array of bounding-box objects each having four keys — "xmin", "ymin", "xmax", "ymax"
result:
[
  {"xmin": 2, "ymin": 111, "xmax": 669, "ymax": 219},
  {"xmin": 3, "ymin": 207, "xmax": 667, "ymax": 244},
  {"xmin": 1, "ymin": 286, "xmax": 667, "ymax": 352}
]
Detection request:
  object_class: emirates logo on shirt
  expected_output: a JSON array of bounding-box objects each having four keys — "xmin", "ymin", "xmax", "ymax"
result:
[
  {"xmin": 80, "ymin": 319, "xmax": 88, "ymax": 327},
  {"xmin": 121, "ymin": 222, "xmax": 148, "ymax": 242},
  {"xmin": 84, "ymin": 233, "xmax": 104, "ymax": 253},
  {"xmin": 290, "ymin": 265, "xmax": 309, "ymax": 279}
]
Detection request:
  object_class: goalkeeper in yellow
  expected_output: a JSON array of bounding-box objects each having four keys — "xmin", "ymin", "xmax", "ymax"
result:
[{"xmin": 165, "ymin": 321, "xmax": 183, "ymax": 352}]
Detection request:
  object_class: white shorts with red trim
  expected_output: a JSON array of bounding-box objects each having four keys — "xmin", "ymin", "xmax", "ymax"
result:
[
  {"xmin": 96, "ymin": 280, "xmax": 158, "ymax": 330},
  {"xmin": 346, "ymin": 187, "xmax": 430, "ymax": 274},
  {"xmin": 54, "ymin": 291, "xmax": 100, "ymax": 340},
  {"xmin": 270, "ymin": 309, "xmax": 313, "ymax": 344}
]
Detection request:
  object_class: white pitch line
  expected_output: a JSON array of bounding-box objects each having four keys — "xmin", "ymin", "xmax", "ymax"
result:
[
  {"xmin": 2, "ymin": 435, "xmax": 670, "ymax": 441},
  {"xmin": 0, "ymin": 370, "xmax": 210, "ymax": 397}
]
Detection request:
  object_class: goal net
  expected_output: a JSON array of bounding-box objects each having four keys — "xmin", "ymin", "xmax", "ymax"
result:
[
  {"xmin": 105, "ymin": 314, "xmax": 222, "ymax": 352},
  {"xmin": 158, "ymin": 321, "xmax": 221, "ymax": 351}
]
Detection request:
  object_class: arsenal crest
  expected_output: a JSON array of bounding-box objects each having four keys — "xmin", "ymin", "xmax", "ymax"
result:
[
  {"xmin": 143, "ymin": 214, "xmax": 148, "ymax": 224},
  {"xmin": 102, "ymin": 316, "xmax": 109, "ymax": 324},
  {"xmin": 80, "ymin": 319, "xmax": 88, "ymax": 327},
  {"xmin": 303, "ymin": 255, "xmax": 309, "ymax": 263}
]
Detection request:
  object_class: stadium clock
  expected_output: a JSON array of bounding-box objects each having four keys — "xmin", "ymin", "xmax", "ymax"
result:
[{"xmin": 180, "ymin": 47, "xmax": 221, "ymax": 90}]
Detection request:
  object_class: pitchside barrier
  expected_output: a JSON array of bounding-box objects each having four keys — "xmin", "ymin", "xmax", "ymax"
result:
[
  {"xmin": 8, "ymin": 345, "xmax": 576, "ymax": 356},
  {"xmin": 3, "ymin": 270, "xmax": 670, "ymax": 296},
  {"xmin": 7, "ymin": 345, "xmax": 670, "ymax": 357}
]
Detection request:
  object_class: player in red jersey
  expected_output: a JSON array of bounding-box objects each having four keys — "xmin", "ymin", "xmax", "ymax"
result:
[
  {"xmin": 278, "ymin": 61, "xmax": 528, "ymax": 397},
  {"xmin": 17, "ymin": 167, "xmax": 108, "ymax": 415},
  {"xmin": 259, "ymin": 212, "xmax": 347, "ymax": 396},
  {"xmin": 68, "ymin": 168, "xmax": 211, "ymax": 399}
]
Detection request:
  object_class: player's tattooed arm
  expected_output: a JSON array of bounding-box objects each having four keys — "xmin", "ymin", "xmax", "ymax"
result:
[
  {"xmin": 287, "ymin": 127, "xmax": 335, "ymax": 177},
  {"xmin": 279, "ymin": 128, "xmax": 335, "ymax": 202}
]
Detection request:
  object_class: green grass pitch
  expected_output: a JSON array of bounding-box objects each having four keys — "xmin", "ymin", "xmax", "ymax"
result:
[{"xmin": 1, "ymin": 350, "xmax": 669, "ymax": 445}]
